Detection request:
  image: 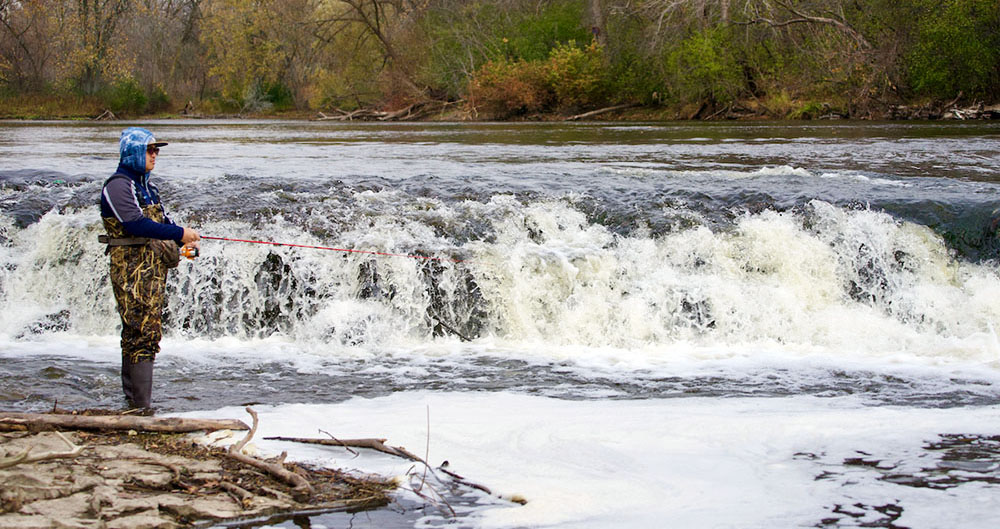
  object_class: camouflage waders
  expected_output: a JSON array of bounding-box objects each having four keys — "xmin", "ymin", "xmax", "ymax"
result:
[{"xmin": 104, "ymin": 202, "xmax": 170, "ymax": 408}]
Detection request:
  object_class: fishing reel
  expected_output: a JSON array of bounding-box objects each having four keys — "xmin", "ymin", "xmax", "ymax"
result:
[{"xmin": 181, "ymin": 246, "xmax": 200, "ymax": 259}]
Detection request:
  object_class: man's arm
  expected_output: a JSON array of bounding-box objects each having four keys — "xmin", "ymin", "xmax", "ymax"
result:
[{"xmin": 102, "ymin": 178, "xmax": 184, "ymax": 241}]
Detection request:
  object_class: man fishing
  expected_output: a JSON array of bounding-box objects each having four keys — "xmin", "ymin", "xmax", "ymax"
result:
[{"xmin": 99, "ymin": 127, "xmax": 200, "ymax": 409}]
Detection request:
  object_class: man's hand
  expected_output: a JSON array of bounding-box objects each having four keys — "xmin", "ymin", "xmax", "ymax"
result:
[{"xmin": 181, "ymin": 227, "xmax": 201, "ymax": 246}]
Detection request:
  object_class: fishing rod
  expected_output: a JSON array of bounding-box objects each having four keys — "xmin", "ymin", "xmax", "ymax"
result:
[{"xmin": 192, "ymin": 235, "xmax": 463, "ymax": 263}]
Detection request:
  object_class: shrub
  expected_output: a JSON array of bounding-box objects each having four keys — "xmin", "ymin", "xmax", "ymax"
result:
[
  {"xmin": 546, "ymin": 41, "xmax": 610, "ymax": 111},
  {"xmin": 468, "ymin": 58, "xmax": 552, "ymax": 118},
  {"xmin": 419, "ymin": 0, "xmax": 589, "ymax": 99},
  {"xmin": 666, "ymin": 28, "xmax": 743, "ymax": 105},
  {"xmin": 101, "ymin": 78, "xmax": 147, "ymax": 115},
  {"xmin": 146, "ymin": 85, "xmax": 171, "ymax": 114},
  {"xmin": 263, "ymin": 81, "xmax": 295, "ymax": 111}
]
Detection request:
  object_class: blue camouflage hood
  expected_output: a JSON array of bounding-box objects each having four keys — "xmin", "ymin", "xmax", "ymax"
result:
[{"xmin": 118, "ymin": 127, "xmax": 159, "ymax": 174}]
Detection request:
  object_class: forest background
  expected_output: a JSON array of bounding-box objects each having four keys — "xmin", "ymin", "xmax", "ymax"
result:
[{"xmin": 1, "ymin": 0, "xmax": 998, "ymax": 120}]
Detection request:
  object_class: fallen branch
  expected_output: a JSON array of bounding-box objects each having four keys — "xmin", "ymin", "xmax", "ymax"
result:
[
  {"xmin": 220, "ymin": 480, "xmax": 255, "ymax": 509},
  {"xmin": 0, "ymin": 412, "xmax": 250, "ymax": 433},
  {"xmin": 263, "ymin": 433, "xmax": 527, "ymax": 507},
  {"xmin": 565, "ymin": 103, "xmax": 639, "ymax": 121},
  {"xmin": 379, "ymin": 102, "xmax": 420, "ymax": 121},
  {"xmin": 230, "ymin": 407, "xmax": 259, "ymax": 454},
  {"xmin": 316, "ymin": 100, "xmax": 461, "ymax": 122},
  {"xmin": 0, "ymin": 431, "xmax": 84, "ymax": 469},
  {"xmin": 942, "ymin": 91, "xmax": 965, "ymax": 112},
  {"xmin": 319, "ymin": 429, "xmax": 359, "ymax": 457},
  {"xmin": 437, "ymin": 462, "xmax": 492, "ymax": 495},
  {"xmin": 704, "ymin": 104, "xmax": 731, "ymax": 120},
  {"xmin": 226, "ymin": 407, "xmax": 314, "ymax": 501},
  {"xmin": 263, "ymin": 435, "xmax": 424, "ymax": 463},
  {"xmin": 316, "ymin": 108, "xmax": 378, "ymax": 121}
]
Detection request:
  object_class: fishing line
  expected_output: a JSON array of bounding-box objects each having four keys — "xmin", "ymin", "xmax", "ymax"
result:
[
  {"xmin": 201, "ymin": 235, "xmax": 471, "ymax": 341},
  {"xmin": 201, "ymin": 236, "xmax": 462, "ymax": 263}
]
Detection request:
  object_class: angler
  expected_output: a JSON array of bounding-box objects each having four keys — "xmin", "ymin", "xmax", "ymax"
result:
[{"xmin": 99, "ymin": 127, "xmax": 200, "ymax": 410}]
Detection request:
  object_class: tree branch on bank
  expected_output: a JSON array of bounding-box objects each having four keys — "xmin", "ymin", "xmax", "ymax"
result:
[
  {"xmin": 316, "ymin": 99, "xmax": 461, "ymax": 121},
  {"xmin": 0, "ymin": 412, "xmax": 250, "ymax": 433},
  {"xmin": 265, "ymin": 435, "xmax": 426, "ymax": 463},
  {"xmin": 265, "ymin": 434, "xmax": 527, "ymax": 505},
  {"xmin": 565, "ymin": 103, "xmax": 639, "ymax": 121},
  {"xmin": 0, "ymin": 430, "xmax": 84, "ymax": 469},
  {"xmin": 226, "ymin": 407, "xmax": 314, "ymax": 501}
]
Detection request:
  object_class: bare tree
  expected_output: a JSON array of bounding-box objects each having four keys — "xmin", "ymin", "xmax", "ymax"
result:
[
  {"xmin": 0, "ymin": 0, "xmax": 59, "ymax": 89},
  {"xmin": 70, "ymin": 0, "xmax": 134, "ymax": 93},
  {"xmin": 328, "ymin": 0, "xmax": 426, "ymax": 98},
  {"xmin": 735, "ymin": 0, "xmax": 870, "ymax": 49}
]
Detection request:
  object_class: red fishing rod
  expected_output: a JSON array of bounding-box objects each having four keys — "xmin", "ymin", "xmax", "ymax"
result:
[{"xmin": 190, "ymin": 235, "xmax": 462, "ymax": 263}]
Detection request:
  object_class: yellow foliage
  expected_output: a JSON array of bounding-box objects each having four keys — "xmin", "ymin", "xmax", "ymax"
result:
[{"xmin": 202, "ymin": 0, "xmax": 288, "ymax": 102}]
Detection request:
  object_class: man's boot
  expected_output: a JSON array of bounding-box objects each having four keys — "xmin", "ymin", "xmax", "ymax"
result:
[
  {"xmin": 122, "ymin": 357, "xmax": 154, "ymax": 409},
  {"xmin": 121, "ymin": 357, "xmax": 135, "ymax": 405}
]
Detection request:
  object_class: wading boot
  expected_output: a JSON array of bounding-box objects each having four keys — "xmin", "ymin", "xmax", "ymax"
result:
[{"xmin": 122, "ymin": 357, "xmax": 154, "ymax": 410}]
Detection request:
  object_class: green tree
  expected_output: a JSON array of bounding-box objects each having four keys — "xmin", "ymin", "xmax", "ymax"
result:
[{"xmin": 904, "ymin": 0, "xmax": 1000, "ymax": 99}]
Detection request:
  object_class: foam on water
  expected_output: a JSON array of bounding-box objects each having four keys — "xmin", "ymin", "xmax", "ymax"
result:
[{"xmin": 177, "ymin": 392, "xmax": 1000, "ymax": 529}]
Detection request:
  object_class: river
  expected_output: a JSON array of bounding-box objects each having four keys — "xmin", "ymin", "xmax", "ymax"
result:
[{"xmin": 2, "ymin": 120, "xmax": 1000, "ymax": 528}]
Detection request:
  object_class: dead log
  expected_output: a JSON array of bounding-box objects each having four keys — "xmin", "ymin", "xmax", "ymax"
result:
[
  {"xmin": 227, "ymin": 407, "xmax": 314, "ymax": 501},
  {"xmin": 265, "ymin": 434, "xmax": 528, "ymax": 505},
  {"xmin": 220, "ymin": 480, "xmax": 255, "ymax": 509},
  {"xmin": 942, "ymin": 91, "xmax": 965, "ymax": 113},
  {"xmin": 688, "ymin": 101, "xmax": 708, "ymax": 120},
  {"xmin": 379, "ymin": 102, "xmax": 421, "ymax": 121},
  {"xmin": 565, "ymin": 103, "xmax": 638, "ymax": 121},
  {"xmin": 226, "ymin": 450, "xmax": 313, "ymax": 501},
  {"xmin": 0, "ymin": 412, "xmax": 249, "ymax": 433},
  {"xmin": 264, "ymin": 435, "xmax": 424, "ymax": 463}
]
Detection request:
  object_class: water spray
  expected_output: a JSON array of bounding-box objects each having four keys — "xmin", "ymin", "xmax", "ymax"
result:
[{"xmin": 200, "ymin": 236, "xmax": 462, "ymax": 263}]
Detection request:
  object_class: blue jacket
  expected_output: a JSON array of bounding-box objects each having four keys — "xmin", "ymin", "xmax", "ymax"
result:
[{"xmin": 99, "ymin": 127, "xmax": 184, "ymax": 242}]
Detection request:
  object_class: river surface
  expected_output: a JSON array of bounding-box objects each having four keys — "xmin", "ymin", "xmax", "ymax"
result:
[{"xmin": 2, "ymin": 120, "xmax": 1000, "ymax": 528}]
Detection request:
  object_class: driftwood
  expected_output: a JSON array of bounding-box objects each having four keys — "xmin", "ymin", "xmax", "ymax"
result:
[
  {"xmin": 264, "ymin": 434, "xmax": 526, "ymax": 505},
  {"xmin": 0, "ymin": 431, "xmax": 84, "ymax": 469},
  {"xmin": 93, "ymin": 109, "xmax": 116, "ymax": 121},
  {"xmin": 565, "ymin": 103, "xmax": 639, "ymax": 121},
  {"xmin": 0, "ymin": 412, "xmax": 250, "ymax": 433},
  {"xmin": 316, "ymin": 100, "xmax": 461, "ymax": 122},
  {"xmin": 317, "ymin": 108, "xmax": 374, "ymax": 121},
  {"xmin": 890, "ymin": 99, "xmax": 1000, "ymax": 120},
  {"xmin": 227, "ymin": 407, "xmax": 314, "ymax": 501},
  {"xmin": 264, "ymin": 435, "xmax": 425, "ymax": 463}
]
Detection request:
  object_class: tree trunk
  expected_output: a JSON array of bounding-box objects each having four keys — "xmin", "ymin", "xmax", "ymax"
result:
[
  {"xmin": 589, "ymin": 0, "xmax": 606, "ymax": 46},
  {"xmin": 0, "ymin": 412, "xmax": 250, "ymax": 433}
]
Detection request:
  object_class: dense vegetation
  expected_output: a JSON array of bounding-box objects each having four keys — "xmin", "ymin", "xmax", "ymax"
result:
[{"xmin": 1, "ymin": 0, "xmax": 998, "ymax": 119}]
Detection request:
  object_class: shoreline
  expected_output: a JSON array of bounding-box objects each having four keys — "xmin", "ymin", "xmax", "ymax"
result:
[
  {"xmin": 0, "ymin": 413, "xmax": 396, "ymax": 529},
  {"xmin": 2, "ymin": 97, "xmax": 998, "ymax": 123}
]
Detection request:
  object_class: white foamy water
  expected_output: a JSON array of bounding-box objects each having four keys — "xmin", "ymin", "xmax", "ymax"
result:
[
  {"xmin": 3, "ymin": 197, "xmax": 999, "ymax": 365},
  {"xmin": 178, "ymin": 392, "xmax": 1000, "ymax": 529}
]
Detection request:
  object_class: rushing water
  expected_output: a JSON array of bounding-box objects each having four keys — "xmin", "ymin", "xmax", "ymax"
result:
[{"xmin": 2, "ymin": 120, "xmax": 1000, "ymax": 528}]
